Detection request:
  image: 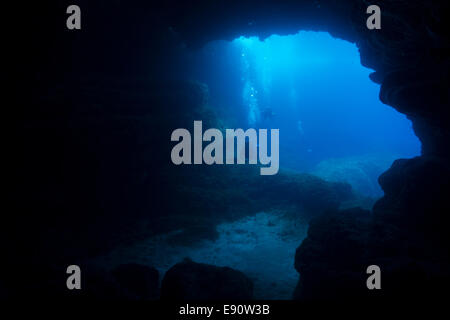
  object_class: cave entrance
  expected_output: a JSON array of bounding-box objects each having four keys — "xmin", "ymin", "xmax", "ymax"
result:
[
  {"xmin": 104, "ymin": 31, "xmax": 422, "ymax": 301},
  {"xmin": 189, "ymin": 31, "xmax": 421, "ymax": 199}
]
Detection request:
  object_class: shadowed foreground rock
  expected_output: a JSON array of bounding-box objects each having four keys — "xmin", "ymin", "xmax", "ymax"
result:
[
  {"xmin": 161, "ymin": 259, "xmax": 253, "ymax": 300},
  {"xmin": 294, "ymin": 208, "xmax": 372, "ymax": 300},
  {"xmin": 294, "ymin": 156, "xmax": 450, "ymax": 302}
]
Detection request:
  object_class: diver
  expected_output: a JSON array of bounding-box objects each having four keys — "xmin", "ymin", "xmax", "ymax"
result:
[
  {"xmin": 297, "ymin": 120, "xmax": 304, "ymax": 136},
  {"xmin": 261, "ymin": 107, "xmax": 276, "ymax": 120},
  {"xmin": 297, "ymin": 119, "xmax": 312, "ymax": 154}
]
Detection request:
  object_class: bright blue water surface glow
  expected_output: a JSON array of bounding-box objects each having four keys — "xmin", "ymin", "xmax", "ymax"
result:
[{"xmin": 195, "ymin": 31, "xmax": 421, "ymax": 197}]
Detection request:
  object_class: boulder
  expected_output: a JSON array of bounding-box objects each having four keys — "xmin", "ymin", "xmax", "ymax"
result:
[
  {"xmin": 294, "ymin": 207, "xmax": 371, "ymax": 300},
  {"xmin": 161, "ymin": 259, "xmax": 253, "ymax": 300}
]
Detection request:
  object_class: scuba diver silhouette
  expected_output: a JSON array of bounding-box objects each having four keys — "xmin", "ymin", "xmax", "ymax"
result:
[{"xmin": 261, "ymin": 107, "xmax": 276, "ymax": 120}]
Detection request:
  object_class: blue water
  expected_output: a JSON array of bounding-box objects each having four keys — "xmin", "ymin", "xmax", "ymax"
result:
[{"xmin": 190, "ymin": 31, "xmax": 421, "ymax": 197}]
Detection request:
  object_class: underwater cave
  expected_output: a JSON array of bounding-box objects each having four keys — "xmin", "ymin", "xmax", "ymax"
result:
[
  {"xmin": 115, "ymin": 32, "xmax": 420, "ymax": 299},
  {"xmin": 7, "ymin": 0, "xmax": 450, "ymax": 307}
]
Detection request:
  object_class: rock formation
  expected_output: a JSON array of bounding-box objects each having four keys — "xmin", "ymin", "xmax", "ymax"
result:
[{"xmin": 161, "ymin": 259, "xmax": 253, "ymax": 300}]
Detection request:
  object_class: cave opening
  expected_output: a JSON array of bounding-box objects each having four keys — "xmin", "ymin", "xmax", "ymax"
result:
[{"xmin": 189, "ymin": 31, "xmax": 421, "ymax": 198}]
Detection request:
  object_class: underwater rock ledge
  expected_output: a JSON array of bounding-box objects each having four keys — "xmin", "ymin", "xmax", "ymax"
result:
[{"xmin": 294, "ymin": 156, "xmax": 450, "ymax": 301}]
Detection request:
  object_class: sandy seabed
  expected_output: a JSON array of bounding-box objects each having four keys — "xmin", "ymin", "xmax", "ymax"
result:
[{"xmin": 92, "ymin": 211, "xmax": 309, "ymax": 299}]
